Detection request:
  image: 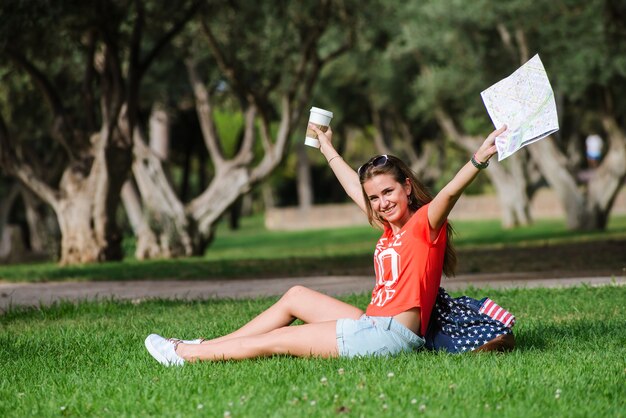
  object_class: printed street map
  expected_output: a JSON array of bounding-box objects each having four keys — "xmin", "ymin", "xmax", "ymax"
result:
[{"xmin": 481, "ymin": 54, "xmax": 559, "ymax": 161}]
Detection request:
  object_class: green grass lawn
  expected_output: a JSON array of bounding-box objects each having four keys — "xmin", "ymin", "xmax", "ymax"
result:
[
  {"xmin": 0, "ymin": 215, "xmax": 625, "ymax": 283},
  {"xmin": 208, "ymin": 213, "xmax": 626, "ymax": 257},
  {"xmin": 1, "ymin": 286, "xmax": 624, "ymax": 417}
]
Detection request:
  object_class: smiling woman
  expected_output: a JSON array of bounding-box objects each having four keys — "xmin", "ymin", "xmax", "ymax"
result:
[
  {"xmin": 144, "ymin": 122, "xmax": 514, "ymax": 366},
  {"xmin": 362, "ymin": 172, "xmax": 413, "ymax": 230}
]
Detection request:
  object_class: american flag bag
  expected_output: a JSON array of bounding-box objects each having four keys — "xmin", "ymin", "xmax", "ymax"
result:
[{"xmin": 424, "ymin": 287, "xmax": 516, "ymax": 353}]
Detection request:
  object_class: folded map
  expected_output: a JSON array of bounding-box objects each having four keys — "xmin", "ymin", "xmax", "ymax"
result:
[{"xmin": 481, "ymin": 54, "xmax": 559, "ymax": 161}]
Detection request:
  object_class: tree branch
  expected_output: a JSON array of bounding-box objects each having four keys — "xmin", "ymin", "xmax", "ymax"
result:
[
  {"xmin": 370, "ymin": 108, "xmax": 393, "ymax": 155},
  {"xmin": 433, "ymin": 107, "xmax": 481, "ymax": 152},
  {"xmin": 82, "ymin": 29, "xmax": 98, "ymax": 133},
  {"xmin": 0, "ymin": 181, "xmax": 20, "ymax": 233},
  {"xmin": 293, "ymin": 36, "xmax": 352, "ymax": 119},
  {"xmin": 257, "ymin": 110, "xmax": 274, "ymax": 157},
  {"xmin": 496, "ymin": 23, "xmax": 517, "ymax": 62},
  {"xmin": 185, "ymin": 57, "xmax": 225, "ymax": 169},
  {"xmin": 200, "ymin": 20, "xmax": 248, "ymax": 101},
  {"xmin": 0, "ymin": 112, "xmax": 15, "ymax": 170},
  {"xmin": 396, "ymin": 115, "xmax": 421, "ymax": 164},
  {"xmin": 126, "ymin": 0, "xmax": 145, "ymax": 137},
  {"xmin": 232, "ymin": 104, "xmax": 256, "ymax": 166},
  {"xmin": 98, "ymin": 27, "xmax": 126, "ymax": 132},
  {"xmin": 138, "ymin": 0, "xmax": 202, "ymax": 78},
  {"xmin": 285, "ymin": 3, "xmax": 336, "ymax": 106},
  {"xmin": 514, "ymin": 27, "xmax": 530, "ymax": 64},
  {"xmin": 5, "ymin": 48, "xmax": 77, "ymax": 160},
  {"xmin": 250, "ymin": 95, "xmax": 292, "ymax": 183},
  {"xmin": 0, "ymin": 113, "xmax": 59, "ymax": 206}
]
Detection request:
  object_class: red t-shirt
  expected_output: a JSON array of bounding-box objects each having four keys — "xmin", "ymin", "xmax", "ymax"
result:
[{"xmin": 365, "ymin": 203, "xmax": 447, "ymax": 336}]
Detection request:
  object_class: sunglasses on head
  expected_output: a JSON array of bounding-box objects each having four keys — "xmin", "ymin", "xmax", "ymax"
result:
[{"xmin": 357, "ymin": 154, "xmax": 389, "ymax": 177}]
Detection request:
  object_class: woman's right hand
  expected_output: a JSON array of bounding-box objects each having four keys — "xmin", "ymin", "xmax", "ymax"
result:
[
  {"xmin": 308, "ymin": 123, "xmax": 334, "ymax": 155},
  {"xmin": 475, "ymin": 125, "xmax": 506, "ymax": 164}
]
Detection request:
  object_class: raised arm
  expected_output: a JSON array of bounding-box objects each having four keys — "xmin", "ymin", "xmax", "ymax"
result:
[
  {"xmin": 428, "ymin": 125, "xmax": 507, "ymax": 233},
  {"xmin": 308, "ymin": 123, "xmax": 368, "ymax": 213}
]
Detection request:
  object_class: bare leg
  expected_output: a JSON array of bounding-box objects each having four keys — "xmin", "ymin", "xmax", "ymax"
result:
[
  {"xmin": 201, "ymin": 286, "xmax": 363, "ymax": 345},
  {"xmin": 177, "ymin": 321, "xmax": 338, "ymax": 361}
]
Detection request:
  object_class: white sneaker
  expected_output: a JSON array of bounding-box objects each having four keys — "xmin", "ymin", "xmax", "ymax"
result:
[{"xmin": 144, "ymin": 334, "xmax": 185, "ymax": 367}]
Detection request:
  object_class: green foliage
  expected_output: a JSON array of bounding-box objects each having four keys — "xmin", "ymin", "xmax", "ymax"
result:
[
  {"xmin": 0, "ymin": 0, "xmax": 202, "ymax": 163},
  {"xmin": 2, "ymin": 0, "xmax": 626, "ymax": 262},
  {"xmin": 536, "ymin": 1, "xmax": 618, "ymax": 98},
  {"xmin": 0, "ymin": 286, "xmax": 624, "ymax": 416}
]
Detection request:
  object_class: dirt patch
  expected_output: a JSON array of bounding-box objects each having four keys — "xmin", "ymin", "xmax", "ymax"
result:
[{"xmin": 456, "ymin": 239, "xmax": 626, "ymax": 278}]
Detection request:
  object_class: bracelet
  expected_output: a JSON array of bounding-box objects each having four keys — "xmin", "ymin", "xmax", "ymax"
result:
[
  {"xmin": 471, "ymin": 153, "xmax": 489, "ymax": 169},
  {"xmin": 327, "ymin": 155, "xmax": 342, "ymax": 164}
]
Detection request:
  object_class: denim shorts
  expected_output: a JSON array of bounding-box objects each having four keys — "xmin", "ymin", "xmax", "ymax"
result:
[{"xmin": 336, "ymin": 315, "xmax": 425, "ymax": 358}]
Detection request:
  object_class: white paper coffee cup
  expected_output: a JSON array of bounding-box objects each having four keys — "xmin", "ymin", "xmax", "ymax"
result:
[{"xmin": 305, "ymin": 107, "xmax": 333, "ymax": 148}]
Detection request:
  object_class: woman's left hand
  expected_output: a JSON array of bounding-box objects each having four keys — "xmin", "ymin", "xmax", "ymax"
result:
[{"xmin": 475, "ymin": 125, "xmax": 507, "ymax": 163}]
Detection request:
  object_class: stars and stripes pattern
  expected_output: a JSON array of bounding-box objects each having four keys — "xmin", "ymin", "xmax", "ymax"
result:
[
  {"xmin": 427, "ymin": 288, "xmax": 516, "ymax": 353},
  {"xmin": 479, "ymin": 298, "xmax": 516, "ymax": 328}
]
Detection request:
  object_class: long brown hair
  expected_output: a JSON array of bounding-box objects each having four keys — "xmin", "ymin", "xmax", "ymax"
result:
[{"xmin": 358, "ymin": 154, "xmax": 457, "ymax": 277}]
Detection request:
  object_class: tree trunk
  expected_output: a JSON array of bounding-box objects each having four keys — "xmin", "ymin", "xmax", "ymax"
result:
[
  {"xmin": 20, "ymin": 187, "xmax": 53, "ymax": 253},
  {"xmin": 0, "ymin": 225, "xmax": 26, "ymax": 263},
  {"xmin": 527, "ymin": 138, "xmax": 585, "ymax": 229},
  {"xmin": 188, "ymin": 165, "xmax": 252, "ymax": 234},
  {"xmin": 296, "ymin": 141, "xmax": 314, "ymax": 209},
  {"xmin": 56, "ymin": 195, "xmax": 107, "ymax": 264},
  {"xmin": 261, "ymin": 183, "xmax": 276, "ymax": 210},
  {"xmin": 434, "ymin": 108, "xmax": 534, "ymax": 228},
  {"xmin": 121, "ymin": 180, "xmax": 161, "ymax": 260},
  {"xmin": 529, "ymin": 116, "xmax": 626, "ymax": 230},
  {"xmin": 122, "ymin": 9, "xmax": 351, "ymax": 256},
  {"xmin": 228, "ymin": 196, "xmax": 243, "ymax": 230},
  {"xmin": 149, "ymin": 103, "xmax": 170, "ymax": 161},
  {"xmin": 126, "ymin": 104, "xmax": 197, "ymax": 259},
  {"xmin": 4, "ymin": 125, "xmax": 130, "ymax": 265},
  {"xmin": 0, "ymin": 181, "xmax": 19, "ymax": 242},
  {"xmin": 370, "ymin": 107, "xmax": 441, "ymax": 187},
  {"xmin": 370, "ymin": 108, "xmax": 393, "ymax": 155},
  {"xmin": 0, "ymin": 2, "xmax": 198, "ymax": 265},
  {"xmin": 180, "ymin": 136, "xmax": 193, "ymax": 202},
  {"xmin": 584, "ymin": 115, "xmax": 626, "ymax": 229},
  {"xmin": 528, "ymin": 114, "xmax": 626, "ymax": 230},
  {"xmin": 53, "ymin": 131, "xmax": 129, "ymax": 264},
  {"xmin": 0, "ymin": 182, "xmax": 21, "ymax": 260},
  {"xmin": 487, "ymin": 161, "xmax": 533, "ymax": 228},
  {"xmin": 130, "ymin": 129, "xmax": 196, "ymax": 258}
]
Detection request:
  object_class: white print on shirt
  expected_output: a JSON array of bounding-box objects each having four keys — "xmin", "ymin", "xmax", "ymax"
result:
[
  {"xmin": 371, "ymin": 287, "xmax": 396, "ymax": 307},
  {"xmin": 371, "ymin": 232, "xmax": 405, "ymax": 307}
]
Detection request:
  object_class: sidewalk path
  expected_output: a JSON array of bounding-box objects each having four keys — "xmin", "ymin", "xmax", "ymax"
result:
[{"xmin": 1, "ymin": 273, "xmax": 624, "ymax": 312}]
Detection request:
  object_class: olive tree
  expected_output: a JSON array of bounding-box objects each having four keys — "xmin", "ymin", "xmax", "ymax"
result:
[
  {"xmin": 124, "ymin": 0, "xmax": 358, "ymax": 258},
  {"xmin": 0, "ymin": 0, "xmax": 199, "ymax": 264}
]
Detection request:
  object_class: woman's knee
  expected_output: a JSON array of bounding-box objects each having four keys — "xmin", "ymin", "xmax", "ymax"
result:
[
  {"xmin": 281, "ymin": 285, "xmax": 311, "ymax": 303},
  {"xmin": 286, "ymin": 285, "xmax": 310, "ymax": 296}
]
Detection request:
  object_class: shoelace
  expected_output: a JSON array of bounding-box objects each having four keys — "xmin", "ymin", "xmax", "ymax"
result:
[
  {"xmin": 166, "ymin": 338, "xmax": 207, "ymax": 349},
  {"xmin": 167, "ymin": 338, "xmax": 182, "ymax": 351}
]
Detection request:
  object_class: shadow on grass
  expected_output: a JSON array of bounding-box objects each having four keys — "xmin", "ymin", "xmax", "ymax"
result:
[
  {"xmin": 513, "ymin": 318, "xmax": 625, "ymax": 352},
  {"xmin": 0, "ymin": 255, "xmax": 374, "ymax": 283}
]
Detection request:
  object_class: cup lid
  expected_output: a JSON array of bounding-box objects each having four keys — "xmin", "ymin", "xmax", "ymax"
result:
[{"xmin": 310, "ymin": 107, "xmax": 333, "ymax": 118}]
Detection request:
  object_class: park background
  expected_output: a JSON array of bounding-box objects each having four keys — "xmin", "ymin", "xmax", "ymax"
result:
[
  {"xmin": 0, "ymin": 1, "xmax": 625, "ymax": 417},
  {"xmin": 0, "ymin": 0, "xmax": 625, "ymax": 268}
]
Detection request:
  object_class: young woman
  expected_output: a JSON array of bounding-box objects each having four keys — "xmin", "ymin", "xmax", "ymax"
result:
[{"xmin": 144, "ymin": 123, "xmax": 513, "ymax": 366}]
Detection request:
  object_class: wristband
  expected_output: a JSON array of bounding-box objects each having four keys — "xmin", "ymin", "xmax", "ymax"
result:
[
  {"xmin": 471, "ymin": 154, "xmax": 489, "ymax": 169},
  {"xmin": 327, "ymin": 155, "xmax": 342, "ymax": 164}
]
